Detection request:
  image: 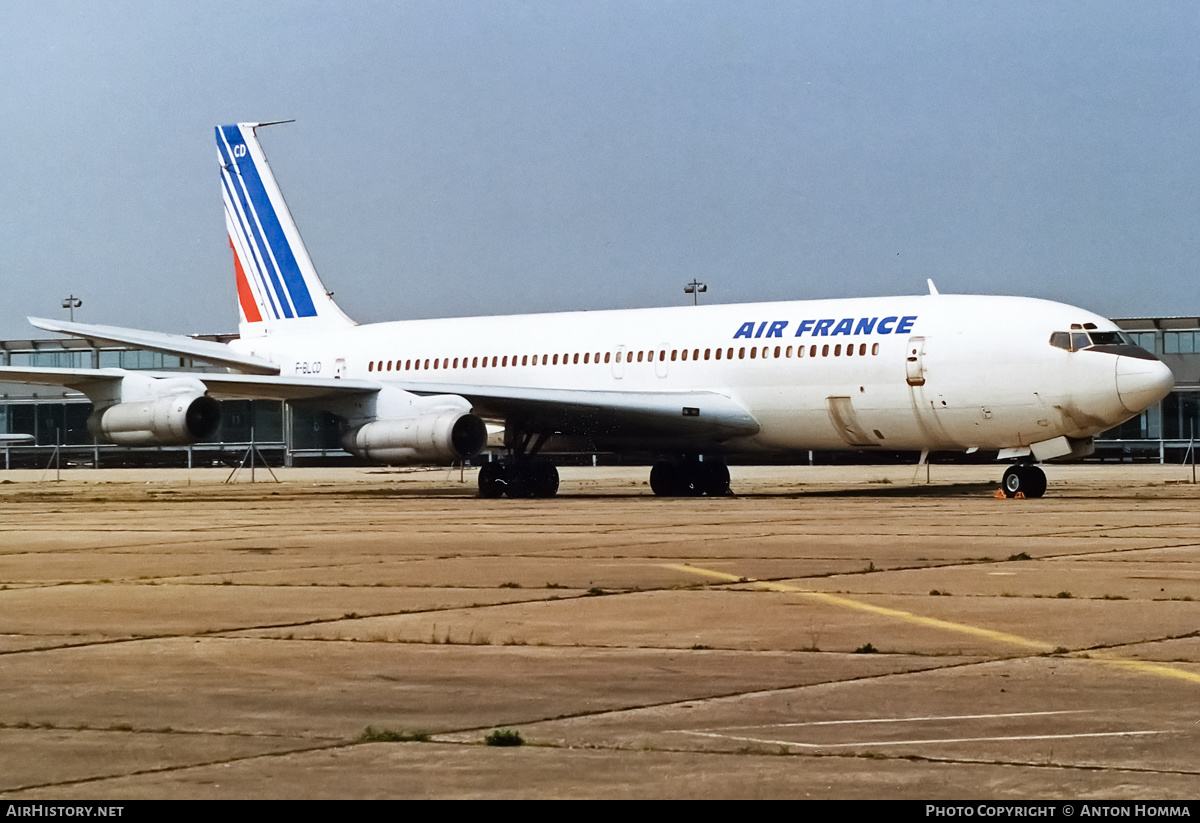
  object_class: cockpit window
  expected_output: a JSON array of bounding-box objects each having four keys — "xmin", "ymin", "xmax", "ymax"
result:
[
  {"xmin": 1087, "ymin": 330, "xmax": 1132, "ymax": 346},
  {"xmin": 1050, "ymin": 329, "xmax": 1146, "ymax": 355}
]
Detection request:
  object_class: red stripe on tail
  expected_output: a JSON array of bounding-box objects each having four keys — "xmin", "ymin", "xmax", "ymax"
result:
[{"xmin": 230, "ymin": 237, "xmax": 263, "ymax": 323}]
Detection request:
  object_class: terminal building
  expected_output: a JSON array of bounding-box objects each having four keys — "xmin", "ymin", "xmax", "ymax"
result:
[{"xmin": 1, "ymin": 316, "xmax": 1197, "ymax": 469}]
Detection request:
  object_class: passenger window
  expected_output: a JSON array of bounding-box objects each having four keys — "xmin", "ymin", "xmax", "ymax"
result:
[
  {"xmin": 750, "ymin": 347, "xmax": 756, "ymax": 359},
  {"xmin": 822, "ymin": 345, "xmax": 829, "ymax": 357},
  {"xmin": 738, "ymin": 347, "xmax": 745, "ymax": 359},
  {"xmin": 604, "ymin": 352, "xmax": 611, "ymax": 364},
  {"xmin": 834, "ymin": 344, "xmax": 841, "ymax": 356},
  {"xmin": 704, "ymin": 349, "xmax": 711, "ymax": 360},
  {"xmin": 693, "ymin": 348, "xmax": 699, "ymax": 360},
  {"xmin": 671, "ymin": 350, "xmax": 677, "ymax": 361},
  {"xmin": 872, "ymin": 343, "xmax": 879, "ymax": 356},
  {"xmin": 715, "ymin": 348, "xmax": 722, "ymax": 360}
]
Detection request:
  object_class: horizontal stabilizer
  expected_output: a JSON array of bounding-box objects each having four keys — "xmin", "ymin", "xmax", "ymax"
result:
[{"xmin": 28, "ymin": 317, "xmax": 280, "ymax": 375}]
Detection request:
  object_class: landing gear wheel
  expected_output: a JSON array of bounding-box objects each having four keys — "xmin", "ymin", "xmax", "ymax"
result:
[
  {"xmin": 650, "ymin": 458, "xmax": 730, "ymax": 497},
  {"xmin": 650, "ymin": 461, "xmax": 682, "ymax": 496},
  {"xmin": 1001, "ymin": 465, "xmax": 1047, "ymax": 498},
  {"xmin": 478, "ymin": 459, "xmax": 559, "ymax": 499},
  {"xmin": 699, "ymin": 461, "xmax": 731, "ymax": 496},
  {"xmin": 478, "ymin": 462, "xmax": 505, "ymax": 498},
  {"xmin": 528, "ymin": 459, "xmax": 559, "ymax": 498}
]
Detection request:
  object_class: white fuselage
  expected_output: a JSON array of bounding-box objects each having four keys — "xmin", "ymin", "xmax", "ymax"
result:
[{"xmin": 231, "ymin": 293, "xmax": 1165, "ymax": 454}]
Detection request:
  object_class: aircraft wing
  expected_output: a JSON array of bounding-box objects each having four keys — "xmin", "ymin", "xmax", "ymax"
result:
[
  {"xmin": 0, "ymin": 366, "xmax": 757, "ymax": 440},
  {"xmin": 0, "ymin": 367, "xmax": 378, "ymax": 402},
  {"xmin": 388, "ymin": 381, "xmax": 761, "ymax": 440},
  {"xmin": 26, "ymin": 317, "xmax": 280, "ymax": 375}
]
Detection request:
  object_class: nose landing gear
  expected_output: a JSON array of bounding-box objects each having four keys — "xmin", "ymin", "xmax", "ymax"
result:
[{"xmin": 1001, "ymin": 464, "xmax": 1047, "ymax": 498}]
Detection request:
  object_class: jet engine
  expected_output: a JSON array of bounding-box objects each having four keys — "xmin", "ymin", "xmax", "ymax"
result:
[
  {"xmin": 88, "ymin": 394, "xmax": 221, "ymax": 446},
  {"xmin": 342, "ymin": 410, "xmax": 487, "ymax": 464}
]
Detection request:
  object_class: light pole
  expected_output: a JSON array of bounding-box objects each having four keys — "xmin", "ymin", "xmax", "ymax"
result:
[
  {"xmin": 61, "ymin": 295, "xmax": 82, "ymax": 322},
  {"xmin": 684, "ymin": 280, "xmax": 707, "ymax": 305}
]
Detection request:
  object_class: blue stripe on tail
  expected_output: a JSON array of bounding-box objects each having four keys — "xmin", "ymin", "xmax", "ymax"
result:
[{"xmin": 217, "ymin": 125, "xmax": 317, "ymax": 318}]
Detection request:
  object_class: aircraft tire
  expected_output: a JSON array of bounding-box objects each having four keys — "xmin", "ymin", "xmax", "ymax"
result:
[
  {"xmin": 699, "ymin": 460, "xmax": 730, "ymax": 496},
  {"xmin": 531, "ymin": 460, "xmax": 559, "ymax": 498},
  {"xmin": 1022, "ymin": 465, "xmax": 1047, "ymax": 498},
  {"xmin": 650, "ymin": 461, "xmax": 682, "ymax": 496},
  {"xmin": 478, "ymin": 462, "xmax": 505, "ymax": 498},
  {"xmin": 1002, "ymin": 465, "xmax": 1047, "ymax": 498}
]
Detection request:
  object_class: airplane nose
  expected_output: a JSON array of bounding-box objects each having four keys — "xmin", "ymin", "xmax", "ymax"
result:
[{"xmin": 1116, "ymin": 355, "xmax": 1174, "ymax": 413}]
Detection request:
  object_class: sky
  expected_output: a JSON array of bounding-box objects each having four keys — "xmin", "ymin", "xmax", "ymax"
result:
[{"xmin": 2, "ymin": 1, "xmax": 1198, "ymax": 339}]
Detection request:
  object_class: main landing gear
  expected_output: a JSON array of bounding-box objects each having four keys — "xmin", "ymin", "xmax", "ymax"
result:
[
  {"xmin": 478, "ymin": 457, "xmax": 559, "ymax": 498},
  {"xmin": 478, "ymin": 430, "xmax": 559, "ymax": 499},
  {"xmin": 649, "ymin": 457, "xmax": 730, "ymax": 497},
  {"xmin": 1001, "ymin": 464, "xmax": 1047, "ymax": 498}
]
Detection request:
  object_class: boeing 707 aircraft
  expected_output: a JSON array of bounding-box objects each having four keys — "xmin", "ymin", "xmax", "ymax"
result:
[{"xmin": 0, "ymin": 122, "xmax": 1174, "ymax": 498}]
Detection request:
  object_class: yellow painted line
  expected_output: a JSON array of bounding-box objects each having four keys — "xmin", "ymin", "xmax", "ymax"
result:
[
  {"xmin": 661, "ymin": 562, "xmax": 1200, "ymax": 685},
  {"xmin": 1089, "ymin": 655, "xmax": 1200, "ymax": 685},
  {"xmin": 679, "ymin": 728, "xmax": 1168, "ymax": 749}
]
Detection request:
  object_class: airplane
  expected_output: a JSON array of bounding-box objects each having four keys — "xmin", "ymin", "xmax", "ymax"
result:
[{"xmin": 0, "ymin": 122, "xmax": 1175, "ymax": 499}]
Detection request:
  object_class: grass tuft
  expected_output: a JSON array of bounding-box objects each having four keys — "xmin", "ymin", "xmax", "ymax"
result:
[
  {"xmin": 358, "ymin": 726, "xmax": 429, "ymax": 743},
  {"xmin": 484, "ymin": 728, "xmax": 524, "ymax": 747}
]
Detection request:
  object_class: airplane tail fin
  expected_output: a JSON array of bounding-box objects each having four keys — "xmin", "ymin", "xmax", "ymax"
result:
[{"xmin": 217, "ymin": 122, "xmax": 355, "ymax": 337}]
